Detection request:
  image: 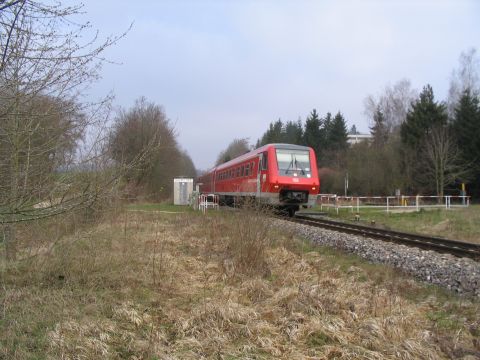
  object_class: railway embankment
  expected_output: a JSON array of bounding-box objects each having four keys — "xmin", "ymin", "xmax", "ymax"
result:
[{"xmin": 276, "ymin": 219, "xmax": 480, "ymax": 297}]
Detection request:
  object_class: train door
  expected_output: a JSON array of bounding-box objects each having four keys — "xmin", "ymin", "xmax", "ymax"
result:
[
  {"xmin": 256, "ymin": 156, "xmax": 262, "ymax": 199},
  {"xmin": 212, "ymin": 170, "xmax": 216, "ymax": 193},
  {"xmin": 256, "ymin": 152, "xmax": 268, "ymax": 199}
]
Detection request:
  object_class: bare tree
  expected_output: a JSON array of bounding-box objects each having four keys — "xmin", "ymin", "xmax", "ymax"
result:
[
  {"xmin": 0, "ymin": 1, "xmax": 129, "ymax": 260},
  {"xmin": 418, "ymin": 126, "xmax": 470, "ymax": 198},
  {"xmin": 364, "ymin": 79, "xmax": 417, "ymax": 134},
  {"xmin": 216, "ymin": 138, "xmax": 250, "ymax": 165},
  {"xmin": 447, "ymin": 48, "xmax": 480, "ymax": 118},
  {"xmin": 109, "ymin": 97, "xmax": 196, "ymax": 200}
]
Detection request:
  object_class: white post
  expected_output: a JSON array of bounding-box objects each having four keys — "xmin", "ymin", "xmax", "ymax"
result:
[
  {"xmin": 357, "ymin": 197, "xmax": 359, "ymax": 213},
  {"xmin": 416, "ymin": 195, "xmax": 419, "ymax": 212},
  {"xmin": 386, "ymin": 196, "xmax": 389, "ymax": 214}
]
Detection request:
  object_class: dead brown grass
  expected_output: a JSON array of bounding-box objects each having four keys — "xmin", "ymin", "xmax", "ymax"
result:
[{"xmin": 1, "ymin": 208, "xmax": 479, "ymax": 359}]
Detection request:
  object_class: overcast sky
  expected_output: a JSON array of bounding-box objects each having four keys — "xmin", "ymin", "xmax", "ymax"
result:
[{"xmin": 76, "ymin": 0, "xmax": 479, "ymax": 169}]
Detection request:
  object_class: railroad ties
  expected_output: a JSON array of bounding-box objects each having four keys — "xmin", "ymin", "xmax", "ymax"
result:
[{"xmin": 289, "ymin": 215, "xmax": 480, "ymax": 260}]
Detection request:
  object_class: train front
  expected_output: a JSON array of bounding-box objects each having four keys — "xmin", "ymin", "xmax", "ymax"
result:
[{"xmin": 263, "ymin": 144, "xmax": 320, "ymax": 214}]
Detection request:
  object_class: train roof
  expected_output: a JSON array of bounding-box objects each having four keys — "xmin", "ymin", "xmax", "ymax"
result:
[{"xmin": 212, "ymin": 143, "xmax": 313, "ymax": 172}]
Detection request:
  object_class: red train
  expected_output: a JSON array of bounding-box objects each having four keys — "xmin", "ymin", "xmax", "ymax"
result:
[{"xmin": 198, "ymin": 143, "xmax": 320, "ymax": 215}]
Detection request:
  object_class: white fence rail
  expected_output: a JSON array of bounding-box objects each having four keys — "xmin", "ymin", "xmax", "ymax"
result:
[{"xmin": 318, "ymin": 194, "xmax": 470, "ymax": 214}]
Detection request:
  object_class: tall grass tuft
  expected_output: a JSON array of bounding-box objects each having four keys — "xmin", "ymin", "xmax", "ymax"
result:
[{"xmin": 223, "ymin": 203, "xmax": 272, "ymax": 276}]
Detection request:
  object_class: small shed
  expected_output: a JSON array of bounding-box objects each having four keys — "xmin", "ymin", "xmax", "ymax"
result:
[{"xmin": 173, "ymin": 178, "xmax": 194, "ymax": 205}]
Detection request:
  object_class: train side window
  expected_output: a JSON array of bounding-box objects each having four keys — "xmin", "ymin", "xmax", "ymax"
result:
[
  {"xmin": 245, "ymin": 164, "xmax": 250, "ymax": 176},
  {"xmin": 236, "ymin": 167, "xmax": 240, "ymax": 177},
  {"xmin": 260, "ymin": 152, "xmax": 268, "ymax": 171},
  {"xmin": 241, "ymin": 165, "xmax": 244, "ymax": 176}
]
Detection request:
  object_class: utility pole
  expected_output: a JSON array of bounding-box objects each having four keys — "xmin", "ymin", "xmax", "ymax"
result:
[{"xmin": 344, "ymin": 171, "xmax": 349, "ymax": 197}]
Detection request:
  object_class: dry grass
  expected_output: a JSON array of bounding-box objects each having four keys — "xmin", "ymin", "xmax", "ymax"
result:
[{"xmin": 1, "ymin": 207, "xmax": 479, "ymax": 359}]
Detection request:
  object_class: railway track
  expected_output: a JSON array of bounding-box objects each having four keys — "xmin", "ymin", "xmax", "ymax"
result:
[{"xmin": 286, "ymin": 214, "xmax": 480, "ymax": 260}]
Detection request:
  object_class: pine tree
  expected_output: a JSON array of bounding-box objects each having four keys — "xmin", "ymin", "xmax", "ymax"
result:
[
  {"xmin": 284, "ymin": 119, "xmax": 304, "ymax": 145},
  {"xmin": 400, "ymin": 84, "xmax": 448, "ymax": 148},
  {"xmin": 329, "ymin": 112, "xmax": 348, "ymax": 151},
  {"xmin": 370, "ymin": 107, "xmax": 388, "ymax": 147},
  {"xmin": 257, "ymin": 119, "xmax": 284, "ymax": 146},
  {"xmin": 349, "ymin": 125, "xmax": 358, "ymax": 135},
  {"xmin": 453, "ymin": 89, "xmax": 480, "ymax": 165},
  {"xmin": 452, "ymin": 89, "xmax": 480, "ymax": 197},
  {"xmin": 322, "ymin": 112, "xmax": 333, "ymax": 149},
  {"xmin": 303, "ymin": 109, "xmax": 323, "ymax": 157}
]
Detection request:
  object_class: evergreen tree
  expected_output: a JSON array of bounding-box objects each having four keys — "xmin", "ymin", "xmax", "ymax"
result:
[
  {"xmin": 329, "ymin": 112, "xmax": 348, "ymax": 151},
  {"xmin": 303, "ymin": 109, "xmax": 323, "ymax": 157},
  {"xmin": 370, "ymin": 106, "xmax": 388, "ymax": 147},
  {"xmin": 322, "ymin": 112, "xmax": 333, "ymax": 149},
  {"xmin": 284, "ymin": 119, "xmax": 304, "ymax": 145},
  {"xmin": 400, "ymin": 84, "xmax": 448, "ymax": 148},
  {"xmin": 452, "ymin": 89, "xmax": 480, "ymax": 197},
  {"xmin": 401, "ymin": 85, "xmax": 449, "ymax": 194},
  {"xmin": 257, "ymin": 119, "xmax": 284, "ymax": 147},
  {"xmin": 453, "ymin": 89, "xmax": 480, "ymax": 164},
  {"xmin": 348, "ymin": 125, "xmax": 358, "ymax": 135}
]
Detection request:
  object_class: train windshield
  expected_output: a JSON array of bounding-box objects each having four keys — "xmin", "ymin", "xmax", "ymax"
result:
[{"xmin": 276, "ymin": 149, "xmax": 312, "ymax": 177}]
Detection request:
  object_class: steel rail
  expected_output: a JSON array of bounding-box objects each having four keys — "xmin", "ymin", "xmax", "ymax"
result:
[{"xmin": 288, "ymin": 215, "xmax": 480, "ymax": 260}]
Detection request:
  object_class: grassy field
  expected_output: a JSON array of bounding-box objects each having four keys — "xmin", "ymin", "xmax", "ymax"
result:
[
  {"xmin": 313, "ymin": 204, "xmax": 480, "ymax": 243},
  {"xmin": 1, "ymin": 206, "xmax": 479, "ymax": 359}
]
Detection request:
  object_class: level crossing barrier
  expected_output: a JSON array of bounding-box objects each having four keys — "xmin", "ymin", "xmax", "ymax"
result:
[
  {"xmin": 197, "ymin": 194, "xmax": 219, "ymax": 214},
  {"xmin": 318, "ymin": 194, "xmax": 470, "ymax": 214}
]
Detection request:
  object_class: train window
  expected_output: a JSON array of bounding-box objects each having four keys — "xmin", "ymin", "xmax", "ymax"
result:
[
  {"xmin": 276, "ymin": 148, "xmax": 312, "ymax": 177},
  {"xmin": 236, "ymin": 167, "xmax": 240, "ymax": 177},
  {"xmin": 245, "ymin": 164, "xmax": 250, "ymax": 176},
  {"xmin": 240, "ymin": 165, "xmax": 244, "ymax": 176},
  {"xmin": 260, "ymin": 152, "xmax": 268, "ymax": 171}
]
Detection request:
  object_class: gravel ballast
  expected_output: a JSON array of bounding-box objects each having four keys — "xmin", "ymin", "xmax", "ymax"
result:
[{"xmin": 275, "ymin": 219, "xmax": 480, "ymax": 297}]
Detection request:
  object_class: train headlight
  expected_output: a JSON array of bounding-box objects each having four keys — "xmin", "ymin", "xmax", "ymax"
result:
[
  {"xmin": 274, "ymin": 185, "xmax": 279, "ymax": 189},
  {"xmin": 312, "ymin": 187, "xmax": 316, "ymax": 190}
]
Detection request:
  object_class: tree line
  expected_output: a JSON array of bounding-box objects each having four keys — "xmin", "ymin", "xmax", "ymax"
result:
[
  {"xmin": 219, "ymin": 48, "xmax": 480, "ymax": 199},
  {"xmin": 255, "ymin": 110, "xmax": 349, "ymax": 168},
  {"xmin": 350, "ymin": 48, "xmax": 480, "ymax": 199}
]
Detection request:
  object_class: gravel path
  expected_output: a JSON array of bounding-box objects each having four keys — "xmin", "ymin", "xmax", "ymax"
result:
[{"xmin": 275, "ymin": 219, "xmax": 480, "ymax": 297}]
